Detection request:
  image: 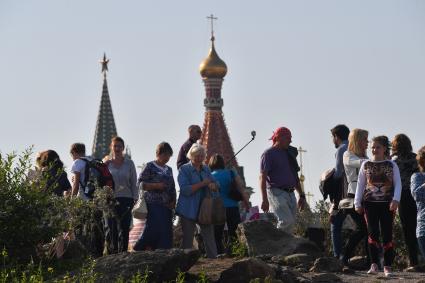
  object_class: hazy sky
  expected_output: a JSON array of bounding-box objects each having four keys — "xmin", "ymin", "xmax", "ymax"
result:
[{"xmin": 1, "ymin": 1, "xmax": 424, "ymax": 207}]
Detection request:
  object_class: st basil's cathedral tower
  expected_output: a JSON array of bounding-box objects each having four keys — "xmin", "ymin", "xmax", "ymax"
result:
[{"xmin": 199, "ymin": 17, "xmax": 238, "ymax": 169}]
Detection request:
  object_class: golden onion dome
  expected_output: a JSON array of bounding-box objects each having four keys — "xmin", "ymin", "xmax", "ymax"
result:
[{"xmin": 199, "ymin": 37, "xmax": 227, "ymax": 78}]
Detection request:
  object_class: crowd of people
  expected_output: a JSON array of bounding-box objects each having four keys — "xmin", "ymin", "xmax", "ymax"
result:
[
  {"xmin": 32, "ymin": 123, "xmax": 425, "ymax": 278},
  {"xmin": 316, "ymin": 125, "xmax": 425, "ymax": 277}
]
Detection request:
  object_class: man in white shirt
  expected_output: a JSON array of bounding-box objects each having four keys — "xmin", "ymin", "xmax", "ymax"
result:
[{"xmin": 70, "ymin": 143, "xmax": 89, "ymax": 200}]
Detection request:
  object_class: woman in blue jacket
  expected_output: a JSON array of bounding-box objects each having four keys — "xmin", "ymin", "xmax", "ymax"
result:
[
  {"xmin": 209, "ymin": 154, "xmax": 249, "ymax": 254},
  {"xmin": 176, "ymin": 143, "xmax": 218, "ymax": 258}
]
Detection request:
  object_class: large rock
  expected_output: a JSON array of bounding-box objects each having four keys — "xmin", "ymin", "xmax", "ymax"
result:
[
  {"xmin": 238, "ymin": 220, "xmax": 322, "ymax": 258},
  {"xmin": 347, "ymin": 256, "xmax": 368, "ymax": 270},
  {"xmin": 311, "ymin": 273, "xmax": 341, "ymax": 282},
  {"xmin": 188, "ymin": 257, "xmax": 275, "ymax": 283},
  {"xmin": 309, "ymin": 257, "xmax": 343, "ymax": 273},
  {"xmin": 219, "ymin": 258, "xmax": 276, "ymax": 283},
  {"xmin": 93, "ymin": 249, "xmax": 200, "ymax": 282},
  {"xmin": 282, "ymin": 254, "xmax": 314, "ymax": 267},
  {"xmin": 276, "ymin": 266, "xmax": 311, "ymax": 283}
]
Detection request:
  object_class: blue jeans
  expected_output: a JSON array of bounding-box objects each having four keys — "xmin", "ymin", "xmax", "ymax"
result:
[
  {"xmin": 267, "ymin": 188, "xmax": 297, "ymax": 233},
  {"xmin": 133, "ymin": 203, "xmax": 173, "ymax": 251},
  {"xmin": 418, "ymin": 236, "xmax": 425, "ymax": 259},
  {"xmin": 330, "ymin": 210, "xmax": 345, "ymax": 258}
]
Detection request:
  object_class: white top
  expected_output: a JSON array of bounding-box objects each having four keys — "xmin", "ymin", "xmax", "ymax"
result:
[
  {"xmin": 71, "ymin": 158, "xmax": 89, "ymax": 201},
  {"xmin": 354, "ymin": 160, "xmax": 402, "ymax": 209},
  {"xmin": 343, "ymin": 151, "xmax": 368, "ymax": 195},
  {"xmin": 107, "ymin": 158, "xmax": 138, "ymax": 200}
]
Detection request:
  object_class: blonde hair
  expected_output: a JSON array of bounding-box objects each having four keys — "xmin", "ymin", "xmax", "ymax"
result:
[
  {"xmin": 186, "ymin": 143, "xmax": 206, "ymax": 161},
  {"xmin": 348, "ymin": 128, "xmax": 368, "ymax": 157}
]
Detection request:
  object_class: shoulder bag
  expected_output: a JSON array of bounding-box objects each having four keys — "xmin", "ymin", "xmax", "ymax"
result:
[
  {"xmin": 132, "ymin": 184, "xmax": 148, "ymax": 219},
  {"xmin": 198, "ymin": 188, "xmax": 226, "ymax": 225},
  {"xmin": 228, "ymin": 170, "xmax": 243, "ymax": 201}
]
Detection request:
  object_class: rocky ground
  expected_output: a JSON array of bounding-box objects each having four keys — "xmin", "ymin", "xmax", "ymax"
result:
[
  {"xmin": 81, "ymin": 220, "xmax": 425, "ymax": 282},
  {"xmin": 337, "ymin": 271, "xmax": 425, "ymax": 283},
  {"xmin": 186, "ymin": 256, "xmax": 425, "ymax": 283}
]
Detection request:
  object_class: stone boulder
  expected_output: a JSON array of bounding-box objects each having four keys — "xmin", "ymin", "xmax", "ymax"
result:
[
  {"xmin": 309, "ymin": 257, "xmax": 343, "ymax": 273},
  {"xmin": 276, "ymin": 266, "xmax": 311, "ymax": 283},
  {"xmin": 311, "ymin": 273, "xmax": 341, "ymax": 283},
  {"xmin": 93, "ymin": 249, "xmax": 200, "ymax": 282},
  {"xmin": 220, "ymin": 258, "xmax": 276, "ymax": 283},
  {"xmin": 238, "ymin": 220, "xmax": 322, "ymax": 258},
  {"xmin": 347, "ymin": 256, "xmax": 368, "ymax": 270},
  {"xmin": 187, "ymin": 257, "xmax": 275, "ymax": 283},
  {"xmin": 282, "ymin": 254, "xmax": 314, "ymax": 267}
]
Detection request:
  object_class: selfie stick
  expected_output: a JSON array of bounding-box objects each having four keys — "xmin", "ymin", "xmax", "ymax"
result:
[{"xmin": 226, "ymin": 131, "xmax": 256, "ymax": 166}]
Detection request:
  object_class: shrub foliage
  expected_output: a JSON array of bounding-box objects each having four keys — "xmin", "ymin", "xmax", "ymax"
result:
[{"xmin": 0, "ymin": 149, "xmax": 113, "ymax": 262}]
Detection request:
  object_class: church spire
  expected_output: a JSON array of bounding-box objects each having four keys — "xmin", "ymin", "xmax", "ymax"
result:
[
  {"xmin": 199, "ymin": 14, "xmax": 227, "ymax": 79},
  {"xmin": 100, "ymin": 53, "xmax": 109, "ymax": 75},
  {"xmin": 199, "ymin": 16, "xmax": 237, "ymax": 168},
  {"xmin": 92, "ymin": 53, "xmax": 118, "ymax": 160}
]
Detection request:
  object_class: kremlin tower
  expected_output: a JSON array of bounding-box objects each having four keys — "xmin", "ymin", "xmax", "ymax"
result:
[
  {"xmin": 91, "ymin": 54, "xmax": 118, "ymax": 160},
  {"xmin": 199, "ymin": 16, "xmax": 238, "ymax": 169}
]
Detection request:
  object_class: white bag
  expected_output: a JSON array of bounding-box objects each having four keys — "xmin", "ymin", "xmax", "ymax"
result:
[{"xmin": 132, "ymin": 186, "xmax": 148, "ymax": 219}]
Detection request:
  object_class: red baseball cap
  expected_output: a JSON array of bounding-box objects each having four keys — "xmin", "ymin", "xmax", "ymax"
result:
[{"xmin": 270, "ymin": 127, "xmax": 292, "ymax": 142}]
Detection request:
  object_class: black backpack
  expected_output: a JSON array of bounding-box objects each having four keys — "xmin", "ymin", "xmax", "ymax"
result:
[{"xmin": 79, "ymin": 158, "xmax": 115, "ymax": 199}]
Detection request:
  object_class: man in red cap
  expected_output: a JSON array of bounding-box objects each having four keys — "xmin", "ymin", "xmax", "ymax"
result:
[{"xmin": 260, "ymin": 127, "xmax": 306, "ymax": 233}]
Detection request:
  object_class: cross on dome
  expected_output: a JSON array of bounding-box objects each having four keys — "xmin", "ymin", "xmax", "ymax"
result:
[{"xmin": 207, "ymin": 14, "xmax": 218, "ymax": 40}]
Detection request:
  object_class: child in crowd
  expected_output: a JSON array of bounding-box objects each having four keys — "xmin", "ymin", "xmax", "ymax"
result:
[{"xmin": 354, "ymin": 136, "xmax": 401, "ymax": 277}]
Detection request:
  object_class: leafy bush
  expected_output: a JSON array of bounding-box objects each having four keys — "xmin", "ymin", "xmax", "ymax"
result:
[
  {"xmin": 229, "ymin": 239, "xmax": 248, "ymax": 258},
  {"xmin": 0, "ymin": 149, "xmax": 114, "ymax": 262},
  {"xmin": 0, "ymin": 150, "xmax": 69, "ymax": 261}
]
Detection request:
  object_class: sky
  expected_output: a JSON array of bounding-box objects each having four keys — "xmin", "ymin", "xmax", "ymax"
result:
[{"xmin": 1, "ymin": 0, "xmax": 424, "ymax": 208}]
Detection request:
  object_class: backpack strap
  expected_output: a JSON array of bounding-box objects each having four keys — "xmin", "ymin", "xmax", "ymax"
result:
[{"xmin": 77, "ymin": 157, "xmax": 89, "ymax": 187}]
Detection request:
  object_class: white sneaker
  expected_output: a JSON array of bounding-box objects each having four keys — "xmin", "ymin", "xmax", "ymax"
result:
[
  {"xmin": 367, "ymin": 263, "xmax": 379, "ymax": 275},
  {"xmin": 384, "ymin": 266, "xmax": 392, "ymax": 277}
]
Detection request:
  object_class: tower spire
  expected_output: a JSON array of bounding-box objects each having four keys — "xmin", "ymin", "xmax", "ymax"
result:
[
  {"xmin": 92, "ymin": 53, "xmax": 118, "ymax": 160},
  {"xmin": 100, "ymin": 52, "xmax": 109, "ymax": 79},
  {"xmin": 199, "ymin": 16, "xmax": 236, "ymax": 167}
]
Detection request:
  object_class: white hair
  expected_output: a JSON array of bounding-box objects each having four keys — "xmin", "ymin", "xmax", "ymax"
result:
[{"xmin": 186, "ymin": 143, "xmax": 206, "ymax": 161}]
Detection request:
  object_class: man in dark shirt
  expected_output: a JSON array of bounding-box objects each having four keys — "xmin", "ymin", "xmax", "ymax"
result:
[
  {"xmin": 260, "ymin": 126, "xmax": 306, "ymax": 233},
  {"xmin": 329, "ymin": 124, "xmax": 349, "ymax": 260},
  {"xmin": 177, "ymin": 125, "xmax": 202, "ymax": 169}
]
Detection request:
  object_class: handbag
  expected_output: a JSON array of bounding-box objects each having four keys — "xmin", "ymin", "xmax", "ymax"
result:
[
  {"xmin": 132, "ymin": 187, "xmax": 148, "ymax": 219},
  {"xmin": 228, "ymin": 170, "xmax": 243, "ymax": 201},
  {"xmin": 198, "ymin": 189, "xmax": 226, "ymax": 225}
]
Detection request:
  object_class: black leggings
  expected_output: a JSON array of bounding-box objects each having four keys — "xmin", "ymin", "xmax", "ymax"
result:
[
  {"xmin": 104, "ymin": 197, "xmax": 134, "ymax": 254},
  {"xmin": 214, "ymin": 207, "xmax": 241, "ymax": 254},
  {"xmin": 398, "ymin": 189, "xmax": 418, "ymax": 266},
  {"xmin": 364, "ymin": 201, "xmax": 395, "ymax": 267}
]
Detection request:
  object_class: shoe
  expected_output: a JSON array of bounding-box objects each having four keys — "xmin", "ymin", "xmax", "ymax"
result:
[
  {"xmin": 383, "ymin": 266, "xmax": 392, "ymax": 277},
  {"xmin": 367, "ymin": 263, "xmax": 379, "ymax": 275}
]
